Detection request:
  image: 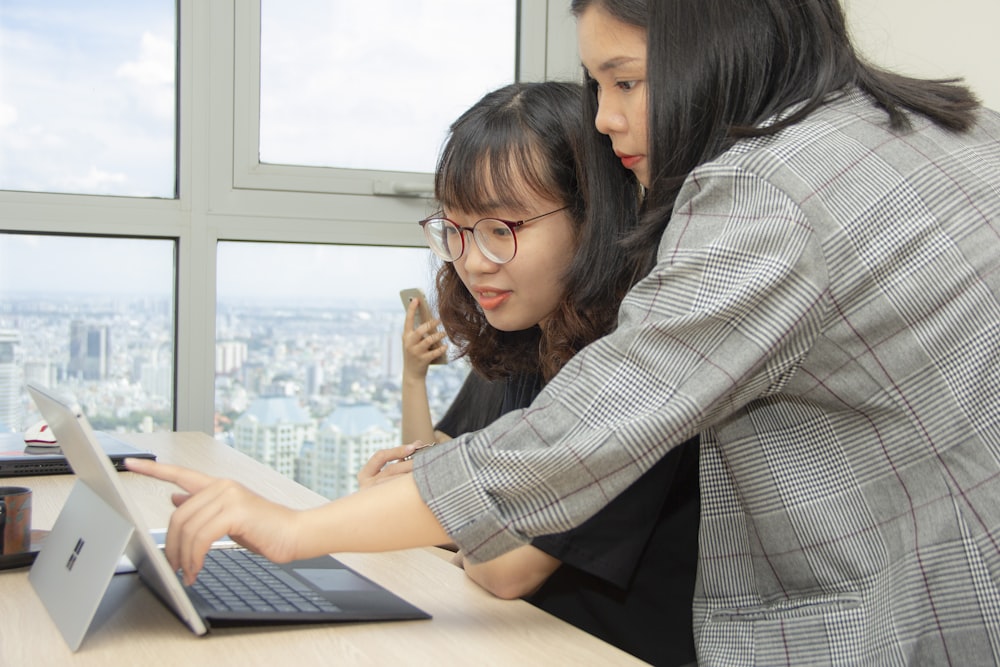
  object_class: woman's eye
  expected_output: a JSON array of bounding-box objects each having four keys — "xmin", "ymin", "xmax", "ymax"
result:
[
  {"xmin": 491, "ymin": 226, "xmax": 513, "ymax": 239},
  {"xmin": 618, "ymin": 80, "xmax": 638, "ymax": 92},
  {"xmin": 583, "ymin": 71, "xmax": 604, "ymax": 94}
]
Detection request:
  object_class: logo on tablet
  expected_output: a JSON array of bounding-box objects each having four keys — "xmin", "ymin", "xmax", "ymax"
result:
[{"xmin": 65, "ymin": 538, "xmax": 85, "ymax": 571}]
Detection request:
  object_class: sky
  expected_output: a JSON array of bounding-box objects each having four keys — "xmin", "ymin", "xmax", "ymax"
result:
[
  {"xmin": 215, "ymin": 241, "xmax": 440, "ymax": 305},
  {"xmin": 259, "ymin": 0, "xmax": 516, "ymax": 172},
  {"xmin": 0, "ymin": 0, "xmax": 176, "ymax": 196},
  {"xmin": 0, "ymin": 233, "xmax": 442, "ymax": 306},
  {"xmin": 0, "ymin": 234, "xmax": 174, "ymax": 296}
]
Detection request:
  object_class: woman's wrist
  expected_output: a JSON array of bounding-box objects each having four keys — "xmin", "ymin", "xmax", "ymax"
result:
[{"xmin": 402, "ymin": 372, "xmax": 428, "ymax": 387}]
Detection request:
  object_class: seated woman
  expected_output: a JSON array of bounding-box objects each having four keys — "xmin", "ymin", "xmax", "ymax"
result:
[{"xmin": 362, "ymin": 81, "xmax": 700, "ymax": 667}]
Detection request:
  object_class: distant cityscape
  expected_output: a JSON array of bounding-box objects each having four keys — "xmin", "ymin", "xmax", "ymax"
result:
[{"xmin": 0, "ymin": 293, "xmax": 469, "ymax": 498}]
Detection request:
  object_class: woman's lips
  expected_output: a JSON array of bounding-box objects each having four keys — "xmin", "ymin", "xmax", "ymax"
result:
[
  {"xmin": 619, "ymin": 154, "xmax": 642, "ymax": 170},
  {"xmin": 476, "ymin": 290, "xmax": 512, "ymax": 310}
]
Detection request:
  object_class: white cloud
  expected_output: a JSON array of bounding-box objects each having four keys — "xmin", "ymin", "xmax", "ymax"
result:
[
  {"xmin": 116, "ymin": 31, "xmax": 175, "ymax": 122},
  {"xmin": 0, "ymin": 103, "xmax": 17, "ymax": 127},
  {"xmin": 116, "ymin": 32, "xmax": 174, "ymax": 86},
  {"xmin": 258, "ymin": 0, "xmax": 516, "ymax": 173},
  {"xmin": 0, "ymin": 4, "xmax": 175, "ymax": 196},
  {"xmin": 61, "ymin": 165, "xmax": 128, "ymax": 192}
]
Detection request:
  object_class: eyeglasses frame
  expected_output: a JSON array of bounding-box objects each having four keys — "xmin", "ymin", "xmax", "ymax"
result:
[{"xmin": 418, "ymin": 205, "xmax": 570, "ymax": 264}]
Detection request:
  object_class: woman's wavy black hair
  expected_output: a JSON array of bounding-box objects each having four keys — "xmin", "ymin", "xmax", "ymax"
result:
[
  {"xmin": 433, "ymin": 81, "xmax": 642, "ymax": 381},
  {"xmin": 571, "ymin": 0, "xmax": 980, "ymax": 276}
]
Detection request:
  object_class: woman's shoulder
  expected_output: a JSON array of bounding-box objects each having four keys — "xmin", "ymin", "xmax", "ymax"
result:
[
  {"xmin": 708, "ymin": 90, "xmax": 880, "ymax": 165},
  {"xmin": 682, "ymin": 87, "xmax": 996, "ymax": 213},
  {"xmin": 714, "ymin": 88, "xmax": 998, "ymax": 175}
]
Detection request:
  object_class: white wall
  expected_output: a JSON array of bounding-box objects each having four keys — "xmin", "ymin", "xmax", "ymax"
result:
[{"xmin": 845, "ymin": 0, "xmax": 1000, "ymax": 109}]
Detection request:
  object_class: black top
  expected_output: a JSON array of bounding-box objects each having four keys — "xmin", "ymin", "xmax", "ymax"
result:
[
  {"xmin": 437, "ymin": 372, "xmax": 700, "ymax": 667},
  {"xmin": 433, "ymin": 370, "xmax": 507, "ymax": 438}
]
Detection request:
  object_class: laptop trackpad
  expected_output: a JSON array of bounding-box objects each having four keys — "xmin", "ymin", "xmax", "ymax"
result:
[{"xmin": 293, "ymin": 568, "xmax": 378, "ymax": 592}]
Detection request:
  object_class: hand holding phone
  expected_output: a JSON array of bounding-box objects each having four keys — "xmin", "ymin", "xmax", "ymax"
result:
[{"xmin": 399, "ymin": 288, "xmax": 447, "ymax": 365}]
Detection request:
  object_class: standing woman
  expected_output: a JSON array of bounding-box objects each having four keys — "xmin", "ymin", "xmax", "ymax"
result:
[
  {"xmin": 129, "ymin": 1, "xmax": 1000, "ymax": 664},
  {"xmin": 520, "ymin": 1, "xmax": 997, "ymax": 663}
]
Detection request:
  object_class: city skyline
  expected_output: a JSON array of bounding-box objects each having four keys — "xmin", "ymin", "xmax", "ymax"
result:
[{"xmin": 2, "ymin": 288, "xmax": 469, "ymax": 498}]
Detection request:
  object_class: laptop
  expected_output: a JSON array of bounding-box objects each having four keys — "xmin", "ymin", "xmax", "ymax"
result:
[
  {"xmin": 0, "ymin": 430, "xmax": 156, "ymax": 477},
  {"xmin": 25, "ymin": 382, "xmax": 430, "ymax": 651}
]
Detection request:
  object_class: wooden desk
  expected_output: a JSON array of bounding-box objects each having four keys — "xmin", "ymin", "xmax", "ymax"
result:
[{"xmin": 0, "ymin": 432, "xmax": 647, "ymax": 666}]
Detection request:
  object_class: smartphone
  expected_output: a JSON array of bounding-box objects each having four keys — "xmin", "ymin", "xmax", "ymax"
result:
[{"xmin": 399, "ymin": 288, "xmax": 447, "ymax": 364}]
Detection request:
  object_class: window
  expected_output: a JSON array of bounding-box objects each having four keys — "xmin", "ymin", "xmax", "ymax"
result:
[
  {"xmin": 0, "ymin": 0, "xmax": 177, "ymax": 197},
  {"xmin": 0, "ymin": 0, "xmax": 577, "ymax": 496},
  {"xmin": 259, "ymin": 0, "xmax": 517, "ymax": 174},
  {"xmin": 214, "ymin": 242, "xmax": 450, "ymax": 431},
  {"xmin": 0, "ymin": 233, "xmax": 175, "ymax": 432},
  {"xmin": 216, "ymin": 241, "xmax": 471, "ymax": 496}
]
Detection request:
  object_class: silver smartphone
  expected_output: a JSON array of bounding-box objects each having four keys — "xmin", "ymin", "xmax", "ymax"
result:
[{"xmin": 399, "ymin": 288, "xmax": 447, "ymax": 364}]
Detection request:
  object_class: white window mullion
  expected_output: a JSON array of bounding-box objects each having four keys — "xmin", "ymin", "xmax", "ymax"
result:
[{"xmin": 173, "ymin": 0, "xmax": 221, "ymax": 433}]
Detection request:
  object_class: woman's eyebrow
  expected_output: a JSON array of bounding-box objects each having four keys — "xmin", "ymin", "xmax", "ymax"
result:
[
  {"xmin": 583, "ymin": 56, "xmax": 642, "ymax": 80},
  {"xmin": 596, "ymin": 56, "xmax": 642, "ymax": 73}
]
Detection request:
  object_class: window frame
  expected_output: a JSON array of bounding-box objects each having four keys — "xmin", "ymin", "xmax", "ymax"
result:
[{"xmin": 0, "ymin": 0, "xmax": 579, "ymax": 434}]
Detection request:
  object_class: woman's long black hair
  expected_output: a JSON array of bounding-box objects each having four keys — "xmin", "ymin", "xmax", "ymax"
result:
[{"xmin": 571, "ymin": 0, "xmax": 980, "ymax": 276}]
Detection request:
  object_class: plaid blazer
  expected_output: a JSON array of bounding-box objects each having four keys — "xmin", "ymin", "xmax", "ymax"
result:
[{"xmin": 415, "ymin": 89, "xmax": 1000, "ymax": 666}]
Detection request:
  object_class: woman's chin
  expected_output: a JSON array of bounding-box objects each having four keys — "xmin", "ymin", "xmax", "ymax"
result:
[{"xmin": 484, "ymin": 314, "xmax": 534, "ymax": 332}]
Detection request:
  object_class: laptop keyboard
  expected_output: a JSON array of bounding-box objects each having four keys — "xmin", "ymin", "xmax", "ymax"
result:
[{"xmin": 189, "ymin": 548, "xmax": 341, "ymax": 614}]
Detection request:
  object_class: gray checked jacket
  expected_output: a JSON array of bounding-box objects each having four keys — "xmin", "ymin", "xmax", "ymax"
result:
[{"xmin": 415, "ymin": 89, "xmax": 1000, "ymax": 666}]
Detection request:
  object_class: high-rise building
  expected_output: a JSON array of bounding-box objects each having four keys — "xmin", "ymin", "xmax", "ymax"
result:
[
  {"xmin": 216, "ymin": 340, "xmax": 248, "ymax": 374},
  {"xmin": 384, "ymin": 330, "xmax": 404, "ymax": 378},
  {"xmin": 139, "ymin": 362, "xmax": 173, "ymax": 403},
  {"xmin": 22, "ymin": 360, "xmax": 55, "ymax": 393},
  {"xmin": 298, "ymin": 402, "xmax": 396, "ymax": 499},
  {"xmin": 306, "ymin": 363, "xmax": 324, "ymax": 397},
  {"xmin": 68, "ymin": 321, "xmax": 111, "ymax": 380},
  {"xmin": 232, "ymin": 396, "xmax": 313, "ymax": 479},
  {"xmin": 133, "ymin": 346, "xmax": 172, "ymax": 402},
  {"xmin": 0, "ymin": 330, "xmax": 22, "ymax": 432}
]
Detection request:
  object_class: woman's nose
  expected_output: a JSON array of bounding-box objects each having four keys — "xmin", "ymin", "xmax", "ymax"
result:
[
  {"xmin": 594, "ymin": 97, "xmax": 626, "ymax": 136},
  {"xmin": 458, "ymin": 233, "xmax": 500, "ymax": 274}
]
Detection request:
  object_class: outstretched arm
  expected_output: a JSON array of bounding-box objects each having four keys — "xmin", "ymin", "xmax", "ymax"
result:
[{"xmin": 126, "ymin": 457, "xmax": 450, "ymax": 585}]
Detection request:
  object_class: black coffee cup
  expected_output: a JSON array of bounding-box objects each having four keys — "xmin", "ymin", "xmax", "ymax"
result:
[{"xmin": 0, "ymin": 486, "xmax": 32, "ymax": 556}]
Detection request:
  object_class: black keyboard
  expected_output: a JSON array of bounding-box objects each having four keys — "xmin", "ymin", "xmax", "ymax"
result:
[{"xmin": 189, "ymin": 548, "xmax": 340, "ymax": 614}]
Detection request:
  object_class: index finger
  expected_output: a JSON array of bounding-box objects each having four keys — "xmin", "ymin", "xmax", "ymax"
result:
[
  {"xmin": 125, "ymin": 458, "xmax": 215, "ymax": 495},
  {"xmin": 404, "ymin": 297, "xmax": 420, "ymax": 331}
]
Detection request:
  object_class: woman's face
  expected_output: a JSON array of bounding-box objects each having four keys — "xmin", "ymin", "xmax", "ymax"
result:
[
  {"xmin": 577, "ymin": 4, "xmax": 650, "ymax": 188},
  {"xmin": 449, "ymin": 192, "xmax": 576, "ymax": 332}
]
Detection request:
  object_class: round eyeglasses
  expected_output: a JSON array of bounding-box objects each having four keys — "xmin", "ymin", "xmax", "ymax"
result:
[{"xmin": 418, "ymin": 206, "xmax": 569, "ymax": 264}]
